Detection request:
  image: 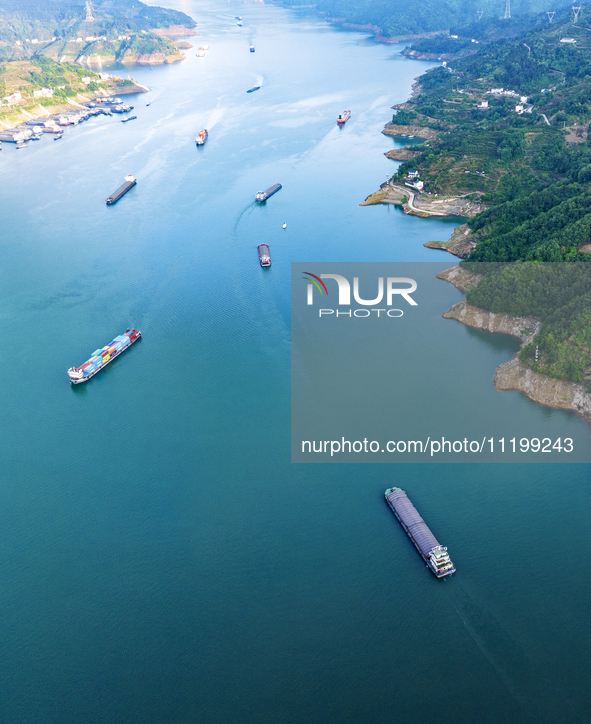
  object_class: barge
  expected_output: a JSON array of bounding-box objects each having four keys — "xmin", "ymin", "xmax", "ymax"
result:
[
  {"xmin": 385, "ymin": 487, "xmax": 455, "ymax": 578},
  {"xmin": 337, "ymin": 110, "xmax": 351, "ymax": 125},
  {"xmin": 121, "ymin": 115, "xmax": 137, "ymax": 123},
  {"xmin": 256, "ymin": 183, "xmax": 281, "ymax": 202},
  {"xmin": 258, "ymin": 244, "xmax": 271, "ymax": 267},
  {"xmin": 106, "ymin": 174, "xmax": 136, "ymax": 205},
  {"xmin": 68, "ymin": 329, "xmax": 141, "ymax": 384}
]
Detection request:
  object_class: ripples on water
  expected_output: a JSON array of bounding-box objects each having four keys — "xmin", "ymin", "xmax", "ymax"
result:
[{"xmin": 0, "ymin": 1, "xmax": 589, "ymax": 722}]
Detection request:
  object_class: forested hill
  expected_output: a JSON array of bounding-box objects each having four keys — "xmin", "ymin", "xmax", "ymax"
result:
[
  {"xmin": 388, "ymin": 9, "xmax": 591, "ymax": 386},
  {"xmin": 282, "ymin": 0, "xmax": 576, "ymax": 38},
  {"xmin": 0, "ymin": 0, "xmax": 195, "ymax": 61}
]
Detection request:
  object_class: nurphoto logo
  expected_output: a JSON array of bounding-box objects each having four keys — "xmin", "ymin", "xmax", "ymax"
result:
[{"xmin": 303, "ymin": 272, "xmax": 418, "ymax": 317}]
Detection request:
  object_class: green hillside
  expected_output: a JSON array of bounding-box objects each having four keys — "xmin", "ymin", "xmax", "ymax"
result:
[
  {"xmin": 283, "ymin": 0, "xmax": 577, "ymax": 38},
  {"xmin": 389, "ymin": 8, "xmax": 591, "ymax": 384},
  {"xmin": 0, "ymin": 0, "xmax": 195, "ymax": 62}
]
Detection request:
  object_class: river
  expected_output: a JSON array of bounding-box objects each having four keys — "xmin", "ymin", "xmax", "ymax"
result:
[{"xmin": 0, "ymin": 1, "xmax": 590, "ymax": 722}]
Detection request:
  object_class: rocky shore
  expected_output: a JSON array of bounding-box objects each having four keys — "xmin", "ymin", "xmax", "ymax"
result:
[
  {"xmin": 436, "ymin": 266, "xmax": 591, "ymax": 426},
  {"xmin": 424, "ymin": 223, "xmax": 480, "ymax": 257},
  {"xmin": 382, "ymin": 122, "xmax": 438, "ymax": 141},
  {"xmin": 385, "ymin": 147, "xmax": 420, "ymax": 161}
]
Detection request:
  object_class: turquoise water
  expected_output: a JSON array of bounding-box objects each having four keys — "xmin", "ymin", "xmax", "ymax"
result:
[{"xmin": 0, "ymin": 1, "xmax": 590, "ymax": 721}]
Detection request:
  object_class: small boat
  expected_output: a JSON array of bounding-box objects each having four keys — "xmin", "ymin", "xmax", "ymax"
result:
[
  {"xmin": 282, "ymin": 223, "xmax": 287, "ymax": 229},
  {"xmin": 401, "ymin": 134, "xmax": 408, "ymax": 138},
  {"xmin": 247, "ymin": 85, "xmax": 261, "ymax": 93},
  {"xmin": 235, "ymin": 16, "xmax": 242, "ymax": 20},
  {"xmin": 54, "ymin": 133, "xmax": 63, "ymax": 140},
  {"xmin": 237, "ymin": 22, "xmax": 242, "ymax": 27},
  {"xmin": 408, "ymin": 135, "xmax": 415, "ymax": 138},
  {"xmin": 146, "ymin": 102, "xmax": 151, "ymax": 106},
  {"xmin": 121, "ymin": 116, "xmax": 137, "ymax": 123},
  {"xmin": 15, "ymin": 141, "xmax": 27, "ymax": 149},
  {"xmin": 198, "ymin": 51, "xmax": 205, "ymax": 57},
  {"xmin": 258, "ymin": 244, "xmax": 271, "ymax": 267},
  {"xmin": 250, "ymin": 45, "xmax": 255, "ymax": 52},
  {"xmin": 337, "ymin": 110, "xmax": 351, "ymax": 125},
  {"xmin": 196, "ymin": 128, "xmax": 208, "ymax": 145}
]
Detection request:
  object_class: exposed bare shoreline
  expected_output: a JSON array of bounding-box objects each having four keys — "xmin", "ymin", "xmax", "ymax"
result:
[{"xmin": 436, "ymin": 267, "xmax": 591, "ymax": 425}]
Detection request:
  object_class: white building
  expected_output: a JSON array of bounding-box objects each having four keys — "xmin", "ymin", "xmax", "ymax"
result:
[
  {"xmin": 560, "ymin": 38, "xmax": 576, "ymax": 43},
  {"xmin": 4, "ymin": 92, "xmax": 22, "ymax": 104},
  {"xmin": 33, "ymin": 88, "xmax": 54, "ymax": 98},
  {"xmin": 478, "ymin": 100, "xmax": 489, "ymax": 109},
  {"xmin": 515, "ymin": 104, "xmax": 524, "ymax": 113}
]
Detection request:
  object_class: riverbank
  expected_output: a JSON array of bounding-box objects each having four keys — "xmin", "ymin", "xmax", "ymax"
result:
[
  {"xmin": 360, "ymin": 182, "xmax": 484, "ymax": 218},
  {"xmin": 437, "ymin": 266, "xmax": 591, "ymax": 426},
  {"xmin": 0, "ymin": 80, "xmax": 148, "ymax": 131}
]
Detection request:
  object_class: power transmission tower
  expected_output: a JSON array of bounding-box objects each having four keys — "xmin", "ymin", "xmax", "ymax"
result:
[
  {"xmin": 477, "ymin": 10, "xmax": 484, "ymax": 20},
  {"xmin": 504, "ymin": 0, "xmax": 511, "ymax": 20},
  {"xmin": 572, "ymin": 6, "xmax": 581, "ymax": 23},
  {"xmin": 85, "ymin": 1, "xmax": 94, "ymax": 21},
  {"xmin": 546, "ymin": 11, "xmax": 555, "ymax": 22}
]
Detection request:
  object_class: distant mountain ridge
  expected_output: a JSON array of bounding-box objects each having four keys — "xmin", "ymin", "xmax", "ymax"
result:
[
  {"xmin": 283, "ymin": 0, "xmax": 580, "ymax": 38},
  {"xmin": 0, "ymin": 0, "xmax": 195, "ymax": 62}
]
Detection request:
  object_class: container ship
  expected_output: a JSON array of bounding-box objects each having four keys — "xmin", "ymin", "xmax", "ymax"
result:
[
  {"xmin": 337, "ymin": 110, "xmax": 351, "ymax": 125},
  {"xmin": 106, "ymin": 175, "xmax": 136, "ymax": 205},
  {"xmin": 384, "ymin": 487, "xmax": 455, "ymax": 578},
  {"xmin": 256, "ymin": 183, "xmax": 281, "ymax": 201},
  {"xmin": 68, "ymin": 329, "xmax": 141, "ymax": 384},
  {"xmin": 258, "ymin": 244, "xmax": 271, "ymax": 267},
  {"xmin": 196, "ymin": 129, "xmax": 208, "ymax": 145}
]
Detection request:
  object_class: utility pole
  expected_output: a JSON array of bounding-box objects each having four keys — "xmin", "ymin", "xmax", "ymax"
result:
[
  {"xmin": 477, "ymin": 10, "xmax": 484, "ymax": 20},
  {"xmin": 572, "ymin": 6, "xmax": 581, "ymax": 23},
  {"xmin": 546, "ymin": 11, "xmax": 555, "ymax": 22},
  {"xmin": 504, "ymin": 0, "xmax": 511, "ymax": 19},
  {"xmin": 84, "ymin": 1, "xmax": 94, "ymax": 21}
]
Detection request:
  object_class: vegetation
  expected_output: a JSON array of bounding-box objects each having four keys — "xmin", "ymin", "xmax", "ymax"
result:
[
  {"xmin": 282, "ymin": 0, "xmax": 574, "ymax": 39},
  {"xmin": 387, "ymin": 8, "xmax": 591, "ymax": 383},
  {"xmin": 463, "ymin": 264, "xmax": 591, "ymax": 385},
  {"xmin": 0, "ymin": 0, "xmax": 194, "ymax": 62}
]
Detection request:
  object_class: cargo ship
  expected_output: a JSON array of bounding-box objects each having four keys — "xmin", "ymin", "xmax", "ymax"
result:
[
  {"xmin": 337, "ymin": 110, "xmax": 351, "ymax": 124},
  {"xmin": 258, "ymin": 244, "xmax": 271, "ymax": 267},
  {"xmin": 106, "ymin": 175, "xmax": 136, "ymax": 205},
  {"xmin": 68, "ymin": 329, "xmax": 141, "ymax": 384},
  {"xmin": 256, "ymin": 183, "xmax": 281, "ymax": 202},
  {"xmin": 196, "ymin": 129, "xmax": 208, "ymax": 145},
  {"xmin": 384, "ymin": 487, "xmax": 455, "ymax": 578},
  {"xmin": 247, "ymin": 85, "xmax": 261, "ymax": 93}
]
